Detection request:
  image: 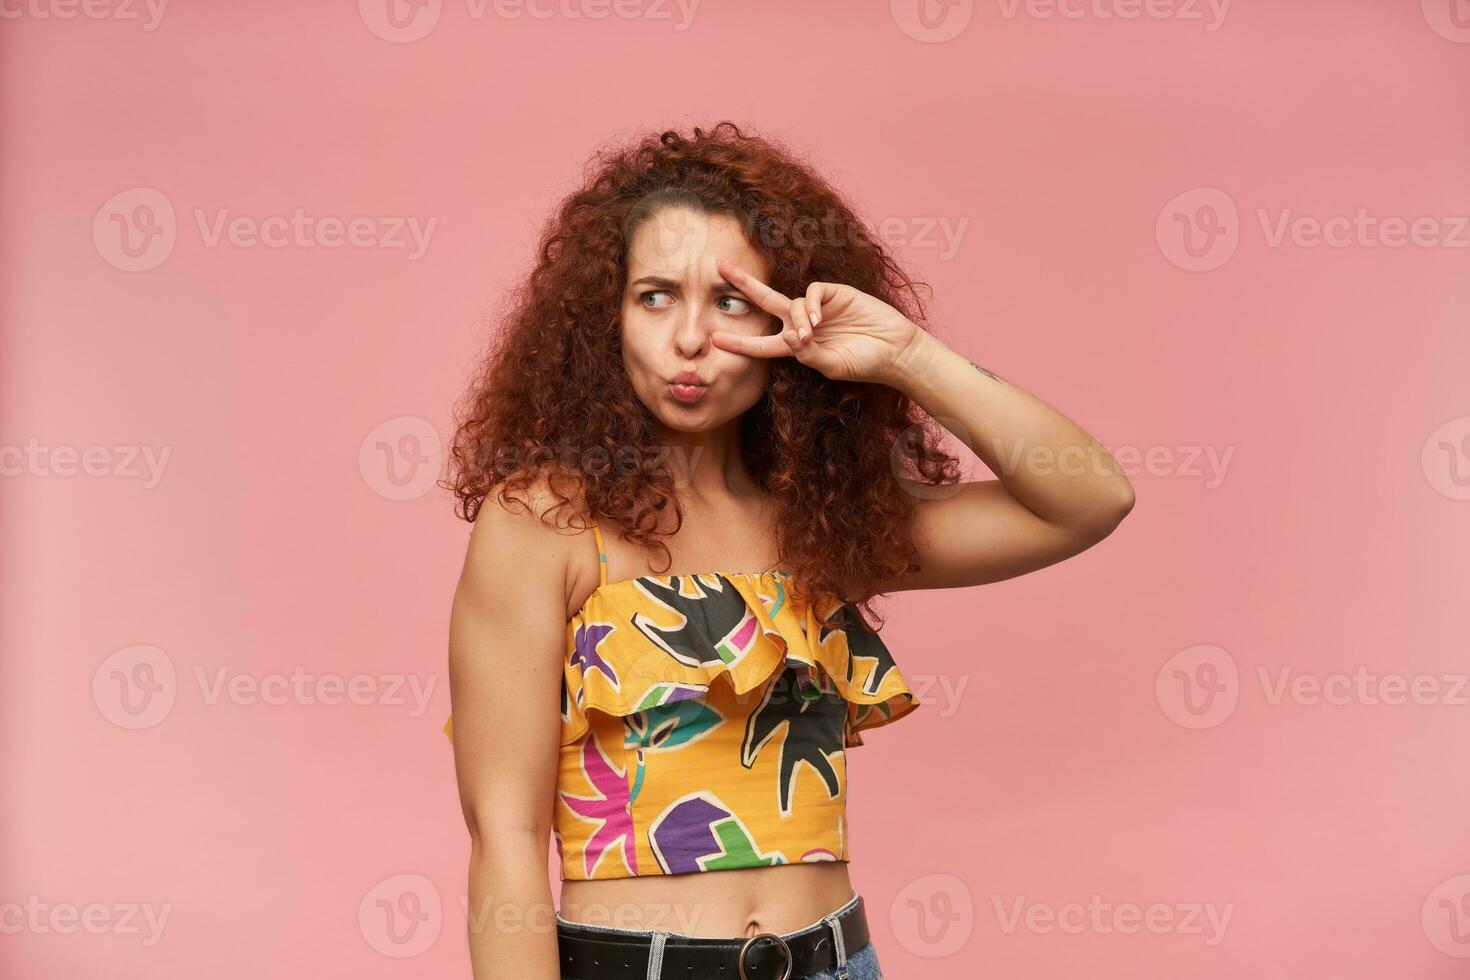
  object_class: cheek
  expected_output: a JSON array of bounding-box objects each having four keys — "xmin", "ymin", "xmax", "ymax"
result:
[
  {"xmin": 723, "ymin": 355, "xmax": 772, "ymax": 401},
  {"xmin": 618, "ymin": 314, "xmax": 656, "ymax": 370},
  {"xmin": 620, "ymin": 343, "xmax": 656, "ymax": 397}
]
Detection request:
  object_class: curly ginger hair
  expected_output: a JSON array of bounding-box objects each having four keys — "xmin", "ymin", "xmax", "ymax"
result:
[{"xmin": 443, "ymin": 121, "xmax": 962, "ymax": 630}]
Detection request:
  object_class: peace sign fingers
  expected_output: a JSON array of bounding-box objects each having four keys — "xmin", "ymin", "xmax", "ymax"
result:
[
  {"xmin": 712, "ymin": 258, "xmax": 809, "ymax": 358},
  {"xmin": 717, "ymin": 259, "xmax": 791, "ymax": 320}
]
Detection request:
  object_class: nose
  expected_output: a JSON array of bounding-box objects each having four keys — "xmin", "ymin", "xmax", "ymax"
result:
[{"xmin": 672, "ymin": 297, "xmax": 714, "ymax": 359}]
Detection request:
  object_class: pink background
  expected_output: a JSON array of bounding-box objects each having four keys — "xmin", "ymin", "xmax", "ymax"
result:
[{"xmin": 3, "ymin": 1, "xmax": 1469, "ymax": 977}]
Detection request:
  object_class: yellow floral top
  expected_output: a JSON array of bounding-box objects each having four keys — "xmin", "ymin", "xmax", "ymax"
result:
[{"xmin": 444, "ymin": 522, "xmax": 919, "ymax": 881}]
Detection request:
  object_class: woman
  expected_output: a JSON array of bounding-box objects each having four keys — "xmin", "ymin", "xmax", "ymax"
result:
[{"xmin": 443, "ymin": 122, "xmax": 1135, "ymax": 980}]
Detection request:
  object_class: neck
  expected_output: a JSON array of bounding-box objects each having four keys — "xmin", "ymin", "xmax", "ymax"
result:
[{"xmin": 653, "ymin": 417, "xmax": 759, "ymax": 501}]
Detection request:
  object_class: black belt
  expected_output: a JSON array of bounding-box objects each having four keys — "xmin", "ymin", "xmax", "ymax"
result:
[{"xmin": 557, "ymin": 894, "xmax": 869, "ymax": 980}]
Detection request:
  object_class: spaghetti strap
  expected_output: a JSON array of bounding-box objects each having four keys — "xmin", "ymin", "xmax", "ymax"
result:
[{"xmin": 589, "ymin": 521, "xmax": 608, "ymax": 587}]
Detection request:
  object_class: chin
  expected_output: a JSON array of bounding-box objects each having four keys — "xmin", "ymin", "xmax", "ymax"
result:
[{"xmin": 652, "ymin": 409, "xmax": 720, "ymax": 433}]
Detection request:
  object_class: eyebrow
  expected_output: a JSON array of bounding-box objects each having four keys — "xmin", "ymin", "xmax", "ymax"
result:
[{"xmin": 630, "ymin": 275, "xmax": 744, "ymax": 293}]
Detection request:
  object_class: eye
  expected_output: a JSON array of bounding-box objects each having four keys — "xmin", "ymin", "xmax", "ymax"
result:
[
  {"xmin": 640, "ymin": 290, "xmax": 674, "ymax": 309},
  {"xmin": 716, "ymin": 295, "xmax": 753, "ymax": 315}
]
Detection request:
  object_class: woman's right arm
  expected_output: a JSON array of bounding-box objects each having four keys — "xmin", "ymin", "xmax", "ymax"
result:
[{"xmin": 448, "ymin": 491, "xmax": 572, "ymax": 980}]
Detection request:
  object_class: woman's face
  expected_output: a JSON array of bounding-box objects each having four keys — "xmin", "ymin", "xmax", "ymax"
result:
[{"xmin": 619, "ymin": 206, "xmax": 776, "ymax": 433}]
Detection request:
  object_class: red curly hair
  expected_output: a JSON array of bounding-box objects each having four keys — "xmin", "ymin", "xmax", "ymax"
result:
[{"xmin": 443, "ymin": 121, "xmax": 962, "ymax": 630}]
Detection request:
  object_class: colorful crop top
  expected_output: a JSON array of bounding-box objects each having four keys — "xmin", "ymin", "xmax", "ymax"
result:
[{"xmin": 444, "ymin": 521, "xmax": 919, "ymax": 881}]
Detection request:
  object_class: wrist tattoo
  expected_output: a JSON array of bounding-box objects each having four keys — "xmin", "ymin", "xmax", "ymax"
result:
[{"xmin": 969, "ymin": 360, "xmax": 1004, "ymax": 383}]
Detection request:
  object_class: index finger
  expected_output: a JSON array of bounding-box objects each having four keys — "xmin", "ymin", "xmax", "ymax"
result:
[
  {"xmin": 709, "ymin": 330, "xmax": 796, "ymax": 360},
  {"xmin": 717, "ymin": 259, "xmax": 791, "ymax": 319}
]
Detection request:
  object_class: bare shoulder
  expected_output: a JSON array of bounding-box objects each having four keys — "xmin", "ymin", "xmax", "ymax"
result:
[{"xmin": 458, "ymin": 472, "xmax": 596, "ymax": 616}]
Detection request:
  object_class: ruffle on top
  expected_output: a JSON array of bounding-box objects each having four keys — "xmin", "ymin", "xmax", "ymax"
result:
[
  {"xmin": 440, "ymin": 570, "xmax": 921, "ymax": 748},
  {"xmin": 555, "ymin": 570, "xmax": 919, "ymax": 750}
]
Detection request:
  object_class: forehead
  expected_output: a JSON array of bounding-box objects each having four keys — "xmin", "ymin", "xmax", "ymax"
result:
[{"xmin": 625, "ymin": 207, "xmax": 766, "ymax": 280}]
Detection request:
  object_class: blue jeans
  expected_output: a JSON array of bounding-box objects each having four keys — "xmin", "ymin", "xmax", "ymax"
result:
[{"xmin": 557, "ymin": 890, "xmax": 885, "ymax": 979}]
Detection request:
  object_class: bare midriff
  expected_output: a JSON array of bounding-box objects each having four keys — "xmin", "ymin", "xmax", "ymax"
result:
[{"xmin": 558, "ymin": 861, "xmax": 856, "ymax": 938}]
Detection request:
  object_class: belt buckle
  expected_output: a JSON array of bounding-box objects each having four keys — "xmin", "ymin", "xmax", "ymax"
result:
[{"xmin": 738, "ymin": 931, "xmax": 793, "ymax": 980}]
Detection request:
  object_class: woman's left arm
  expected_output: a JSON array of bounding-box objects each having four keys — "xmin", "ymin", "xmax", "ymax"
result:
[
  {"xmin": 712, "ymin": 259, "xmax": 1137, "ymax": 591},
  {"xmin": 877, "ymin": 330, "xmax": 1136, "ymax": 591}
]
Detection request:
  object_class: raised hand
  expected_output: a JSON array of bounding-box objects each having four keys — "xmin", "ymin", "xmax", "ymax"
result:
[{"xmin": 711, "ymin": 259, "xmax": 923, "ymax": 385}]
